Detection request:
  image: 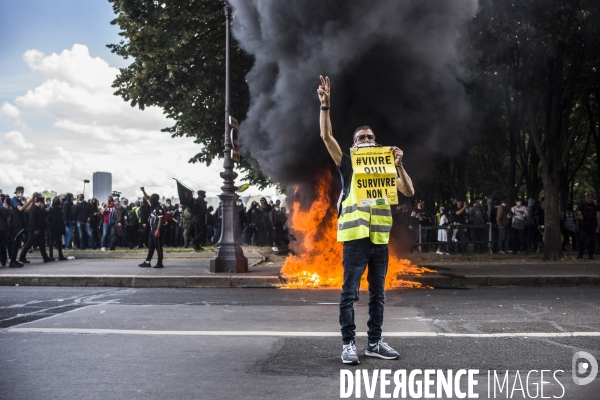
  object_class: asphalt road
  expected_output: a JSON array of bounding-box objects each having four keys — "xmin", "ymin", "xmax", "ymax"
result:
[{"xmin": 1, "ymin": 286, "xmax": 599, "ymax": 400}]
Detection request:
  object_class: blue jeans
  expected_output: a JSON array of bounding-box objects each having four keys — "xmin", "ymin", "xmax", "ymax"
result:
[
  {"xmin": 101, "ymin": 222, "xmax": 112, "ymax": 248},
  {"xmin": 76, "ymin": 221, "xmax": 96, "ymax": 249},
  {"xmin": 339, "ymin": 237, "xmax": 388, "ymax": 344},
  {"xmin": 64, "ymin": 221, "xmax": 74, "ymax": 249}
]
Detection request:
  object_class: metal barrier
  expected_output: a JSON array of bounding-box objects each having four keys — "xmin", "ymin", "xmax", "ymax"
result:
[{"xmin": 414, "ymin": 223, "xmax": 496, "ymax": 254}]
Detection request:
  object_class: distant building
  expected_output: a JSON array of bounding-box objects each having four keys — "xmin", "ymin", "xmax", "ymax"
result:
[{"xmin": 93, "ymin": 172, "xmax": 112, "ymax": 201}]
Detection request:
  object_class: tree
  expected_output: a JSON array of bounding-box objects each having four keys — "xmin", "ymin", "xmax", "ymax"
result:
[
  {"xmin": 522, "ymin": 0, "xmax": 597, "ymax": 259},
  {"xmin": 107, "ymin": 0, "xmax": 267, "ymax": 187},
  {"xmin": 41, "ymin": 190, "xmax": 58, "ymax": 200}
]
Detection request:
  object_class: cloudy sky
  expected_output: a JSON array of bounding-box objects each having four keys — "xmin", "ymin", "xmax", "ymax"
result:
[{"xmin": 0, "ymin": 0, "xmax": 269, "ymax": 201}]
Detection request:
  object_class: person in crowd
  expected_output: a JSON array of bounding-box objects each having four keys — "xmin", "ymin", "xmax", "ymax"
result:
[
  {"xmin": 468, "ymin": 197, "xmax": 488, "ymax": 254},
  {"xmin": 205, "ymin": 206, "xmax": 215, "ymax": 245},
  {"xmin": 47, "ymin": 196, "xmax": 67, "ymax": 261},
  {"xmin": 62, "ymin": 193, "xmax": 75, "ymax": 250},
  {"xmin": 236, "ymin": 199, "xmax": 246, "ymax": 243},
  {"xmin": 126, "ymin": 201, "xmax": 140, "ymax": 247},
  {"xmin": 271, "ymin": 201, "xmax": 287, "ymax": 249},
  {"xmin": 411, "ymin": 200, "xmax": 433, "ymax": 252},
  {"xmin": 138, "ymin": 193, "xmax": 165, "ymax": 268},
  {"xmin": 89, "ymin": 198, "xmax": 102, "ymax": 247},
  {"xmin": 435, "ymin": 206, "xmax": 444, "ymax": 226},
  {"xmin": 100, "ymin": 195, "xmax": 115, "ymax": 251},
  {"xmin": 436, "ymin": 207, "xmax": 451, "ymax": 255},
  {"xmin": 258, "ymin": 197, "xmax": 272, "ymax": 247},
  {"xmin": 9, "ymin": 186, "xmax": 35, "ymax": 268},
  {"xmin": 560, "ymin": 204, "xmax": 577, "ymax": 252},
  {"xmin": 488, "ymin": 197, "xmax": 499, "ymax": 253},
  {"xmin": 0, "ymin": 195, "xmax": 9, "ymax": 267},
  {"xmin": 510, "ymin": 198, "xmax": 528, "ymax": 253},
  {"xmin": 181, "ymin": 204, "xmax": 193, "ymax": 248},
  {"xmin": 110, "ymin": 200, "xmax": 135, "ymax": 250},
  {"xmin": 280, "ymin": 206, "xmax": 290, "ymax": 246},
  {"xmin": 496, "ymin": 198, "xmax": 512, "ymax": 254},
  {"xmin": 19, "ymin": 196, "xmax": 52, "ymax": 263},
  {"xmin": 138, "ymin": 192, "xmax": 151, "ymax": 249},
  {"xmin": 170, "ymin": 203, "xmax": 181, "ymax": 247},
  {"xmin": 73, "ymin": 193, "xmax": 95, "ymax": 250},
  {"xmin": 576, "ymin": 193, "xmax": 600, "ymax": 260},
  {"xmin": 451, "ymin": 199, "xmax": 468, "ymax": 256},
  {"xmin": 163, "ymin": 198, "xmax": 175, "ymax": 246},
  {"xmin": 244, "ymin": 201, "xmax": 259, "ymax": 245},
  {"xmin": 191, "ymin": 190, "xmax": 207, "ymax": 251}
]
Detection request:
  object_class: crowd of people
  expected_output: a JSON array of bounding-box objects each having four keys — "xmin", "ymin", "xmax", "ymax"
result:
[
  {"xmin": 393, "ymin": 194, "xmax": 600, "ymax": 259},
  {"xmin": 3, "ymin": 183, "xmax": 598, "ymax": 268},
  {"xmin": 0, "ymin": 186, "xmax": 289, "ymax": 269}
]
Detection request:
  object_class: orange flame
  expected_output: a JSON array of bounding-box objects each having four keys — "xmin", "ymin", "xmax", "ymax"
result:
[{"xmin": 281, "ymin": 169, "xmax": 431, "ymax": 289}]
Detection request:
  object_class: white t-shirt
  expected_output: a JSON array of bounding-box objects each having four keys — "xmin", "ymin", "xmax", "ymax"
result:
[{"xmin": 510, "ymin": 205, "xmax": 528, "ymax": 222}]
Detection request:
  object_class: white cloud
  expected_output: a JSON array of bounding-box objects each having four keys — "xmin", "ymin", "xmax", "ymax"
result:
[
  {"xmin": 0, "ymin": 44, "xmax": 272, "ymax": 200},
  {"xmin": 5, "ymin": 130, "xmax": 34, "ymax": 149},
  {"xmin": 0, "ymin": 102, "xmax": 20, "ymax": 118},
  {"xmin": 0, "ymin": 149, "xmax": 18, "ymax": 162}
]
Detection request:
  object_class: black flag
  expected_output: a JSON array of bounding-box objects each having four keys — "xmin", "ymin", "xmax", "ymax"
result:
[{"xmin": 173, "ymin": 178, "xmax": 195, "ymax": 209}]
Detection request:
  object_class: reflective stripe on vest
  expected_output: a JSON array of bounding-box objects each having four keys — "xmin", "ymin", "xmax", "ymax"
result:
[{"xmin": 337, "ymin": 172, "xmax": 393, "ymax": 244}]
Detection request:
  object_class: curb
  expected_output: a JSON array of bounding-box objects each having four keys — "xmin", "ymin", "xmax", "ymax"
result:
[
  {"xmin": 24, "ymin": 253, "xmax": 265, "ymax": 261},
  {"xmin": 1, "ymin": 274, "xmax": 599, "ymax": 288},
  {"xmin": 0, "ymin": 275, "xmax": 283, "ymax": 288},
  {"xmin": 399, "ymin": 275, "xmax": 600, "ymax": 288}
]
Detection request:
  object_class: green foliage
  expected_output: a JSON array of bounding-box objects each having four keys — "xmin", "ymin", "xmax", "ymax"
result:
[
  {"xmin": 41, "ymin": 190, "xmax": 58, "ymax": 199},
  {"xmin": 107, "ymin": 0, "xmax": 268, "ymax": 187}
]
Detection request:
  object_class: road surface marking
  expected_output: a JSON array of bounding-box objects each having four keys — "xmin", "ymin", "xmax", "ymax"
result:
[{"xmin": 4, "ymin": 328, "xmax": 600, "ymax": 338}]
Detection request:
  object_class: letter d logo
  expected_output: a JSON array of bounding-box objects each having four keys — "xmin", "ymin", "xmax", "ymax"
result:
[{"xmin": 572, "ymin": 351, "xmax": 598, "ymax": 385}]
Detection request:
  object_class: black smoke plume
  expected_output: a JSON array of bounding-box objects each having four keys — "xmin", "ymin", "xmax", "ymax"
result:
[{"xmin": 231, "ymin": 0, "xmax": 478, "ymax": 199}]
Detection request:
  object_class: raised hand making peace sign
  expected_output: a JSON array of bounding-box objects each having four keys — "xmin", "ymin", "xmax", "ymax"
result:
[{"xmin": 317, "ymin": 75, "xmax": 330, "ymax": 107}]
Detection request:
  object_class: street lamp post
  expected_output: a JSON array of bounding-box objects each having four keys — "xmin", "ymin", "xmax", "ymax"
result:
[
  {"xmin": 83, "ymin": 179, "xmax": 90, "ymax": 197},
  {"xmin": 210, "ymin": 2, "xmax": 248, "ymax": 273}
]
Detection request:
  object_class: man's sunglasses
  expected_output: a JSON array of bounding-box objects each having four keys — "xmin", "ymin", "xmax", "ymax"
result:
[{"xmin": 355, "ymin": 134, "xmax": 375, "ymax": 142}]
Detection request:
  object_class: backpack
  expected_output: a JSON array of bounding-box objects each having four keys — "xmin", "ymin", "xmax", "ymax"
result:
[{"xmin": 562, "ymin": 212, "xmax": 575, "ymax": 230}]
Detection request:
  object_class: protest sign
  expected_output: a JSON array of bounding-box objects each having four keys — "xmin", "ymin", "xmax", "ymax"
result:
[{"xmin": 350, "ymin": 146, "xmax": 398, "ymax": 206}]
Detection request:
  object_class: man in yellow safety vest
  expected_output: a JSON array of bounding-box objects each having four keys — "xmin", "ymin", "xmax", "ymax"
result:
[{"xmin": 318, "ymin": 76, "xmax": 415, "ymax": 364}]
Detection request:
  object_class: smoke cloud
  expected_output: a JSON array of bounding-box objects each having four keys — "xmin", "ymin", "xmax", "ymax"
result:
[{"xmin": 231, "ymin": 0, "xmax": 478, "ymax": 191}]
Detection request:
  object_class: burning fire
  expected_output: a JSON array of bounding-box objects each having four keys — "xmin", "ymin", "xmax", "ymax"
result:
[{"xmin": 281, "ymin": 169, "xmax": 431, "ymax": 289}]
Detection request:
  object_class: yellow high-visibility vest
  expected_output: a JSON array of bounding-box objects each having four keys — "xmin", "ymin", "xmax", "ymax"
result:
[{"xmin": 337, "ymin": 172, "xmax": 393, "ymax": 244}]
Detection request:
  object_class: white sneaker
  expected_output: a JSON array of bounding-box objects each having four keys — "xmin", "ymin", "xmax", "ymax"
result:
[
  {"xmin": 101, "ymin": 247, "xmax": 106, "ymax": 251},
  {"xmin": 436, "ymin": 250, "xmax": 444, "ymax": 255},
  {"xmin": 341, "ymin": 341, "xmax": 360, "ymax": 364},
  {"xmin": 498, "ymin": 251, "xmax": 505, "ymax": 254},
  {"xmin": 506, "ymin": 250, "xmax": 513, "ymax": 254}
]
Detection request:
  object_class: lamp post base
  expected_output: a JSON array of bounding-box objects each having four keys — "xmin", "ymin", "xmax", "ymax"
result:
[{"xmin": 210, "ymin": 246, "xmax": 248, "ymax": 273}]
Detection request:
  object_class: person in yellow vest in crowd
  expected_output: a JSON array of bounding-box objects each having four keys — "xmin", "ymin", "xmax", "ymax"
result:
[{"xmin": 318, "ymin": 76, "xmax": 415, "ymax": 364}]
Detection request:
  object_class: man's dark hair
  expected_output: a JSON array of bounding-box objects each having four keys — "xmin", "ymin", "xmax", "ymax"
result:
[
  {"xmin": 353, "ymin": 125, "xmax": 375, "ymax": 141},
  {"xmin": 35, "ymin": 196, "xmax": 44, "ymax": 203}
]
